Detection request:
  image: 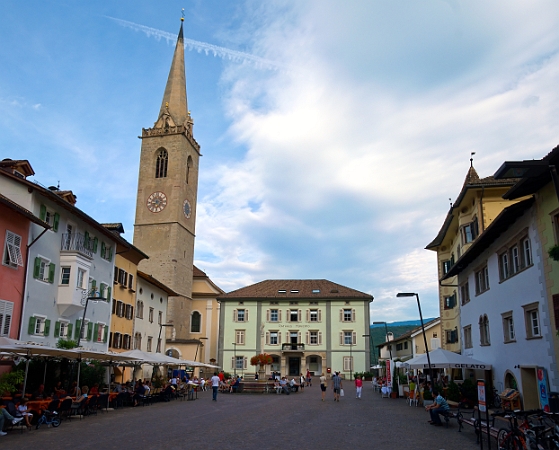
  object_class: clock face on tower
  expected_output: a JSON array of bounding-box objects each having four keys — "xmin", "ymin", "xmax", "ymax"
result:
[
  {"xmin": 147, "ymin": 191, "xmax": 167, "ymax": 213},
  {"xmin": 183, "ymin": 199, "xmax": 192, "ymax": 219}
]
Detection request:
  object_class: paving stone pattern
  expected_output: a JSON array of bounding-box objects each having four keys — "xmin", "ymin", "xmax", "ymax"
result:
[{"xmin": 1, "ymin": 380, "xmax": 487, "ymax": 449}]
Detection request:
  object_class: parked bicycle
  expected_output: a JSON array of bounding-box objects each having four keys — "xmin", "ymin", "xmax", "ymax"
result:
[{"xmin": 35, "ymin": 409, "xmax": 61, "ymax": 429}]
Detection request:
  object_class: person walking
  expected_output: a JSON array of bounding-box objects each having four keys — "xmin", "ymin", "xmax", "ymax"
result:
[
  {"xmin": 211, "ymin": 372, "xmax": 220, "ymax": 401},
  {"xmin": 355, "ymin": 375, "xmax": 363, "ymax": 399},
  {"xmin": 306, "ymin": 369, "xmax": 312, "ymax": 387},
  {"xmin": 299, "ymin": 373, "xmax": 305, "ymax": 392},
  {"xmin": 319, "ymin": 373, "xmax": 327, "ymax": 401},
  {"xmin": 332, "ymin": 372, "xmax": 343, "ymax": 402}
]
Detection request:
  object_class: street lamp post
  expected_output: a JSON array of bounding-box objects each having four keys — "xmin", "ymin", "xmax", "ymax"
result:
[
  {"xmin": 157, "ymin": 323, "xmax": 173, "ymax": 353},
  {"xmin": 232, "ymin": 342, "xmax": 237, "ymax": 377},
  {"xmin": 77, "ymin": 289, "xmax": 105, "ymax": 348},
  {"xmin": 349, "ymin": 343, "xmax": 354, "ymax": 380},
  {"xmin": 373, "ymin": 321, "xmax": 392, "ymax": 359},
  {"xmin": 397, "ymin": 292, "xmax": 433, "ymax": 382}
]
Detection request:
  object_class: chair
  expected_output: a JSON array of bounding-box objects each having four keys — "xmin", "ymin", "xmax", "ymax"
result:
[
  {"xmin": 70, "ymin": 398, "xmax": 87, "ymax": 419},
  {"xmin": 85, "ymin": 395, "xmax": 97, "ymax": 416},
  {"xmin": 4, "ymin": 402, "xmax": 25, "ymax": 434},
  {"xmin": 58, "ymin": 398, "xmax": 73, "ymax": 421},
  {"xmin": 407, "ymin": 388, "xmax": 419, "ymax": 407},
  {"xmin": 97, "ymin": 394, "xmax": 109, "ymax": 413},
  {"xmin": 47, "ymin": 399, "xmax": 60, "ymax": 413}
]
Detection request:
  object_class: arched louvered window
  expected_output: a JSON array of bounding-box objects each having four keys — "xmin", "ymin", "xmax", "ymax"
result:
[
  {"xmin": 191, "ymin": 311, "xmax": 201, "ymax": 333},
  {"xmin": 186, "ymin": 155, "xmax": 193, "ymax": 184},
  {"xmin": 155, "ymin": 149, "xmax": 168, "ymax": 178}
]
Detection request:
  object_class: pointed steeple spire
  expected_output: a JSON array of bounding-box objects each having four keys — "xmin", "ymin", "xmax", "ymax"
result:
[{"xmin": 158, "ymin": 21, "xmax": 188, "ymax": 128}]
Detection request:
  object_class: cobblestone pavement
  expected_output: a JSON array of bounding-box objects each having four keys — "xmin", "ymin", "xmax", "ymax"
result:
[{"xmin": 1, "ymin": 380, "xmax": 488, "ymax": 449}]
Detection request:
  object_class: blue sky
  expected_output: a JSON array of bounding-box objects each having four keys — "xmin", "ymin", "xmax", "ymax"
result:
[{"xmin": 2, "ymin": 1, "xmax": 559, "ymax": 322}]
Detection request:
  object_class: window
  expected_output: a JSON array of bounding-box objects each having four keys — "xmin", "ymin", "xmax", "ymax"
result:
[
  {"xmin": 460, "ymin": 282, "xmax": 470, "ymax": 305},
  {"xmin": 155, "ymin": 148, "xmax": 168, "ymax": 178},
  {"xmin": 234, "ymin": 356, "xmax": 245, "ymax": 370},
  {"xmin": 444, "ymin": 293, "xmax": 457, "ymax": 310},
  {"xmin": 499, "ymin": 253, "xmax": 509, "ymax": 280},
  {"xmin": 112, "ymin": 332, "xmax": 122, "ymax": 349},
  {"xmin": 523, "ymin": 303, "xmax": 541, "ymax": 339},
  {"xmin": 186, "ymin": 155, "xmax": 193, "ymax": 184},
  {"xmin": 39, "ymin": 204, "xmax": 59, "ymax": 231},
  {"xmin": 523, "ymin": 238, "xmax": 532, "ymax": 267},
  {"xmin": 58, "ymin": 321, "xmax": 69, "ymax": 338},
  {"xmin": 77, "ymin": 268, "xmax": 86, "ymax": 289},
  {"xmin": 269, "ymin": 309, "xmax": 279, "ymax": 322},
  {"xmin": 308, "ymin": 309, "xmax": 320, "ymax": 322},
  {"xmin": 235, "ymin": 309, "xmax": 246, "ymax": 322},
  {"xmin": 475, "ymin": 265, "xmax": 489, "ymax": 295},
  {"xmin": 269, "ymin": 331, "xmax": 278, "ymax": 345},
  {"xmin": 3, "ymin": 231, "xmax": 23, "ymax": 268},
  {"xmin": 96, "ymin": 323, "xmax": 106, "ymax": 343},
  {"xmin": 235, "ymin": 330, "xmax": 245, "ymax": 345},
  {"xmin": 31, "ymin": 316, "xmax": 48, "ymax": 336},
  {"xmin": 33, "ymin": 256, "xmax": 55, "ymax": 283},
  {"xmin": 445, "ymin": 329, "xmax": 458, "ymax": 344},
  {"xmin": 343, "ymin": 356, "xmax": 353, "ymax": 372},
  {"xmin": 499, "ymin": 235, "xmax": 533, "ymax": 281},
  {"xmin": 136, "ymin": 301, "xmax": 144, "ymax": 319},
  {"xmin": 0, "ymin": 300, "xmax": 14, "ymax": 337},
  {"xmin": 396, "ymin": 343, "xmax": 403, "ymax": 351},
  {"xmin": 343, "ymin": 331, "xmax": 356, "ymax": 345},
  {"xmin": 479, "ymin": 315, "xmax": 490, "ymax": 345},
  {"xmin": 149, "ymin": 308, "xmax": 154, "ymax": 323},
  {"xmin": 134, "ymin": 332, "xmax": 142, "ymax": 350},
  {"xmin": 461, "ymin": 218, "xmax": 479, "ymax": 245},
  {"xmin": 147, "ymin": 337, "xmax": 153, "ymax": 352},
  {"xmin": 117, "ymin": 268, "xmax": 127, "ymax": 286},
  {"xmin": 309, "ymin": 331, "xmax": 318, "ymax": 345},
  {"xmin": 158, "ymin": 311, "xmax": 162, "ymax": 325},
  {"xmin": 463, "ymin": 325, "xmax": 472, "ymax": 349},
  {"xmin": 128, "ymin": 274, "xmax": 134, "ymax": 290},
  {"xmin": 342, "ymin": 309, "xmax": 355, "ymax": 322},
  {"xmin": 289, "ymin": 310, "xmax": 300, "ymax": 322},
  {"xmin": 101, "ymin": 241, "xmax": 113, "ymax": 261},
  {"xmin": 511, "ymin": 246, "xmax": 520, "ymax": 274},
  {"xmin": 60, "ymin": 267, "xmax": 71, "ymax": 285},
  {"xmin": 80, "ymin": 320, "xmax": 90, "ymax": 340},
  {"xmin": 125, "ymin": 304, "xmax": 134, "ymax": 320},
  {"xmin": 442, "ymin": 260, "xmax": 452, "ymax": 276},
  {"xmin": 191, "ymin": 311, "xmax": 201, "ymax": 333},
  {"xmin": 502, "ymin": 311, "xmax": 515, "ymax": 343},
  {"xmin": 123, "ymin": 334, "xmax": 131, "ymax": 350}
]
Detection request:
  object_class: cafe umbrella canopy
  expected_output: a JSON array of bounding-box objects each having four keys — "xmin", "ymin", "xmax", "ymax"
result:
[{"xmin": 405, "ymin": 348, "xmax": 492, "ymax": 370}]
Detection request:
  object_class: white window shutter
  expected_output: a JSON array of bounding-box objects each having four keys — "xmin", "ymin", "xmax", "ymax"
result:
[
  {"xmin": 266, "ymin": 309, "xmax": 270, "ymax": 322},
  {"xmin": 266, "ymin": 332, "xmax": 270, "ymax": 345},
  {"xmin": 298, "ymin": 310, "xmax": 301, "ymax": 322},
  {"xmin": 286, "ymin": 332, "xmax": 289, "ymax": 343},
  {"xmin": 306, "ymin": 331, "xmax": 309, "ymax": 344},
  {"xmin": 318, "ymin": 331, "xmax": 322, "ymax": 345},
  {"xmin": 279, "ymin": 310, "xmax": 282, "ymax": 321},
  {"xmin": 233, "ymin": 309, "xmax": 237, "ymax": 322},
  {"xmin": 298, "ymin": 331, "xmax": 301, "ymax": 343},
  {"xmin": 352, "ymin": 331, "xmax": 357, "ymax": 345},
  {"xmin": 231, "ymin": 356, "xmax": 235, "ymax": 369},
  {"xmin": 243, "ymin": 357, "xmax": 247, "ymax": 369},
  {"xmin": 318, "ymin": 309, "xmax": 322, "ymax": 322},
  {"xmin": 339, "ymin": 309, "xmax": 343, "ymax": 321},
  {"xmin": 339, "ymin": 332, "xmax": 343, "ymax": 345},
  {"xmin": 352, "ymin": 309, "xmax": 356, "ymax": 322},
  {"xmin": 279, "ymin": 332, "xmax": 282, "ymax": 344},
  {"xmin": 306, "ymin": 310, "xmax": 309, "ymax": 322},
  {"xmin": 246, "ymin": 310, "xmax": 249, "ymax": 321}
]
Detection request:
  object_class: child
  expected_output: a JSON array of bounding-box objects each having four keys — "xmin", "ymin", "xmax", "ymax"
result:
[
  {"xmin": 17, "ymin": 398, "xmax": 33, "ymax": 429},
  {"xmin": 355, "ymin": 375, "xmax": 363, "ymax": 399}
]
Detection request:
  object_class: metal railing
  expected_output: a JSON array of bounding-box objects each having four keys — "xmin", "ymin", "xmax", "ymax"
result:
[
  {"xmin": 281, "ymin": 343, "xmax": 305, "ymax": 352},
  {"xmin": 61, "ymin": 233, "xmax": 93, "ymax": 258}
]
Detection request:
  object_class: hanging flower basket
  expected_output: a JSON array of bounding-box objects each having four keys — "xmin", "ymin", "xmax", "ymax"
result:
[{"xmin": 250, "ymin": 353, "xmax": 273, "ymax": 367}]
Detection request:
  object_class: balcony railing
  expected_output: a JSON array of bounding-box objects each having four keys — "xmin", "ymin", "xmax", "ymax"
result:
[
  {"xmin": 282, "ymin": 343, "xmax": 305, "ymax": 352},
  {"xmin": 61, "ymin": 233, "xmax": 93, "ymax": 258}
]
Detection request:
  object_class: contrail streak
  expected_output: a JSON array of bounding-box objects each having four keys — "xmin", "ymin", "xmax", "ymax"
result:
[{"xmin": 106, "ymin": 17, "xmax": 285, "ymax": 71}]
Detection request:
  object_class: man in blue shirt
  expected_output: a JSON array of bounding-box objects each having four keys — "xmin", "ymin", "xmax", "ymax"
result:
[
  {"xmin": 426, "ymin": 389, "xmax": 450, "ymax": 425},
  {"xmin": 332, "ymin": 372, "xmax": 343, "ymax": 402}
]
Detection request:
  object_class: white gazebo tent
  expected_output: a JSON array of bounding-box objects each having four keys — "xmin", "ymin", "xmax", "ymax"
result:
[{"xmin": 405, "ymin": 348, "xmax": 491, "ymax": 370}]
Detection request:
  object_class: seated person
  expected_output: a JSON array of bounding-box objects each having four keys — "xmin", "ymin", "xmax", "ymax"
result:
[
  {"xmin": 17, "ymin": 398, "xmax": 33, "ymax": 429},
  {"xmin": 0, "ymin": 409, "xmax": 24, "ymax": 435},
  {"xmin": 143, "ymin": 381, "xmax": 151, "ymax": 394},
  {"xmin": 230, "ymin": 377, "xmax": 241, "ymax": 393},
  {"xmin": 425, "ymin": 389, "xmax": 450, "ymax": 426},
  {"xmin": 32, "ymin": 384, "xmax": 45, "ymax": 400},
  {"xmin": 89, "ymin": 383, "xmax": 100, "ymax": 395},
  {"xmin": 133, "ymin": 381, "xmax": 146, "ymax": 406},
  {"xmin": 274, "ymin": 379, "xmax": 281, "ymax": 394},
  {"xmin": 113, "ymin": 383, "xmax": 123, "ymax": 393},
  {"xmin": 279, "ymin": 377, "xmax": 290, "ymax": 395}
]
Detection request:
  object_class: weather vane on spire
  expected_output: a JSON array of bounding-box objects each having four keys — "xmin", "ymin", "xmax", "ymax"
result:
[
  {"xmin": 181, "ymin": 8, "xmax": 185, "ymax": 22},
  {"xmin": 470, "ymin": 151, "xmax": 476, "ymax": 168}
]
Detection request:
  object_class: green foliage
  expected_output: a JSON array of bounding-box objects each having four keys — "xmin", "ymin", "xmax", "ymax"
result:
[
  {"xmin": 56, "ymin": 339, "xmax": 78, "ymax": 349},
  {"xmin": 548, "ymin": 245, "xmax": 559, "ymax": 262},
  {"xmin": 152, "ymin": 374, "xmax": 165, "ymax": 388},
  {"xmin": 223, "ymin": 372, "xmax": 232, "ymax": 380},
  {"xmin": 79, "ymin": 361, "xmax": 105, "ymax": 388},
  {"xmin": 447, "ymin": 381, "xmax": 461, "ymax": 402},
  {"xmin": 0, "ymin": 370, "xmax": 24, "ymax": 396},
  {"xmin": 423, "ymin": 389, "xmax": 433, "ymax": 401},
  {"xmin": 460, "ymin": 379, "xmax": 478, "ymax": 407}
]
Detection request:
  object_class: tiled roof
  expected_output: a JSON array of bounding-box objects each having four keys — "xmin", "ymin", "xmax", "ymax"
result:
[
  {"xmin": 0, "ymin": 194, "xmax": 50, "ymax": 228},
  {"xmin": 137, "ymin": 270, "xmax": 178, "ymax": 296},
  {"xmin": 193, "ymin": 265, "xmax": 207, "ymax": 278},
  {"xmin": 101, "ymin": 223, "xmax": 125, "ymax": 234},
  {"xmin": 219, "ymin": 279, "xmax": 373, "ymax": 300}
]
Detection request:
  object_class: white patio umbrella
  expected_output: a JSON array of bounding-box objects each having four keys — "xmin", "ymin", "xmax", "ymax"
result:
[{"xmin": 405, "ymin": 348, "xmax": 491, "ymax": 370}]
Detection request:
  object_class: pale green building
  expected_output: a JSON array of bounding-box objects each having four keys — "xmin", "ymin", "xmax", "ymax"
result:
[{"xmin": 218, "ymin": 279, "xmax": 373, "ymax": 379}]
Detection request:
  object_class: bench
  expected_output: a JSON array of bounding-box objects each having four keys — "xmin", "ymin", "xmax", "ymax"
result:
[
  {"xmin": 237, "ymin": 382, "xmax": 272, "ymax": 394},
  {"xmin": 457, "ymin": 407, "xmax": 500, "ymax": 443}
]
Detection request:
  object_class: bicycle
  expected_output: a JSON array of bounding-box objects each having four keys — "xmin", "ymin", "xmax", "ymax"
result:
[
  {"xmin": 35, "ymin": 409, "xmax": 61, "ymax": 429},
  {"xmin": 495, "ymin": 409, "xmax": 550, "ymax": 450}
]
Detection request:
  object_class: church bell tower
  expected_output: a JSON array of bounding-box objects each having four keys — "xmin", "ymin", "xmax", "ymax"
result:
[{"xmin": 133, "ymin": 19, "xmax": 200, "ymax": 347}]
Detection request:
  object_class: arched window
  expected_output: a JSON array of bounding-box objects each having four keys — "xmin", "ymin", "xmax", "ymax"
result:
[
  {"xmin": 136, "ymin": 301, "xmax": 143, "ymax": 319},
  {"xmin": 191, "ymin": 311, "xmax": 201, "ymax": 333},
  {"xmin": 186, "ymin": 155, "xmax": 193, "ymax": 184},
  {"xmin": 155, "ymin": 149, "xmax": 168, "ymax": 178},
  {"xmin": 479, "ymin": 315, "xmax": 490, "ymax": 345}
]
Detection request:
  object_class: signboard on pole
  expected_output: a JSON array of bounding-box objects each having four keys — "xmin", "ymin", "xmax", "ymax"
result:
[
  {"xmin": 478, "ymin": 380, "xmax": 486, "ymax": 413},
  {"xmin": 386, "ymin": 359, "xmax": 392, "ymax": 387},
  {"xmin": 537, "ymin": 367, "xmax": 550, "ymax": 412}
]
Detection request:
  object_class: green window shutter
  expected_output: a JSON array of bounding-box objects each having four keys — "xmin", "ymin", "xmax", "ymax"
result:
[
  {"xmin": 54, "ymin": 321, "xmax": 61, "ymax": 338},
  {"xmin": 39, "ymin": 204, "xmax": 46, "ymax": 221},
  {"xmin": 93, "ymin": 237, "xmax": 98, "ymax": 253},
  {"xmin": 28, "ymin": 316, "xmax": 37, "ymax": 335},
  {"xmin": 84, "ymin": 231, "xmax": 90, "ymax": 248},
  {"xmin": 93, "ymin": 323, "xmax": 99, "ymax": 342},
  {"xmin": 107, "ymin": 287, "xmax": 111, "ymax": 302},
  {"xmin": 48, "ymin": 263, "xmax": 56, "ymax": 284},
  {"xmin": 67, "ymin": 323, "xmax": 73, "ymax": 338},
  {"xmin": 86, "ymin": 322, "xmax": 93, "ymax": 341},
  {"xmin": 101, "ymin": 241, "xmax": 106, "ymax": 258},
  {"xmin": 33, "ymin": 257, "xmax": 41, "ymax": 279},
  {"xmin": 53, "ymin": 213, "xmax": 60, "ymax": 232},
  {"xmin": 74, "ymin": 320, "xmax": 81, "ymax": 339},
  {"xmin": 103, "ymin": 326, "xmax": 108, "ymax": 343},
  {"xmin": 44, "ymin": 319, "xmax": 51, "ymax": 336},
  {"xmin": 92, "ymin": 279, "xmax": 97, "ymax": 294},
  {"xmin": 108, "ymin": 247, "xmax": 113, "ymax": 262}
]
